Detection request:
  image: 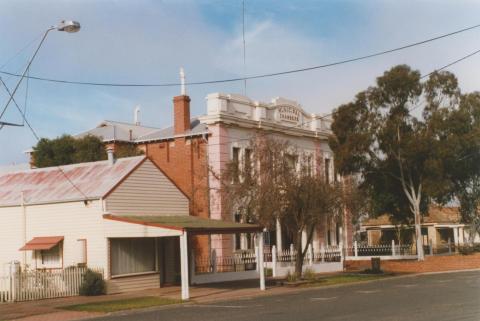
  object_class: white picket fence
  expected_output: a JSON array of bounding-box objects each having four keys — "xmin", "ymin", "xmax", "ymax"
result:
[
  {"xmin": 346, "ymin": 240, "xmax": 417, "ymax": 260},
  {"xmin": 0, "ymin": 266, "xmax": 103, "ymax": 303},
  {"xmin": 275, "ymin": 245, "xmax": 342, "ymax": 264}
]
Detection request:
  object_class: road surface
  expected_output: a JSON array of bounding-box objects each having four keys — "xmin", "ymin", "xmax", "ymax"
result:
[{"xmin": 92, "ymin": 270, "xmax": 480, "ymax": 321}]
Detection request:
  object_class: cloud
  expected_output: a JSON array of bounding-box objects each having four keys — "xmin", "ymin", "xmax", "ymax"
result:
[{"xmin": 1, "ymin": 0, "xmax": 480, "ymax": 165}]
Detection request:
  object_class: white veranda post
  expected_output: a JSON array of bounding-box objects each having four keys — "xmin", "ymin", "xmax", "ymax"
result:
[
  {"xmin": 180, "ymin": 232, "xmax": 189, "ymax": 300},
  {"xmin": 258, "ymin": 232, "xmax": 265, "ymax": 291}
]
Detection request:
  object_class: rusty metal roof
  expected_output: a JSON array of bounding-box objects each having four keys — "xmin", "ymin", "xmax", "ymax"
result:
[
  {"xmin": 19, "ymin": 236, "xmax": 64, "ymax": 251},
  {"xmin": 0, "ymin": 156, "xmax": 145, "ymax": 207}
]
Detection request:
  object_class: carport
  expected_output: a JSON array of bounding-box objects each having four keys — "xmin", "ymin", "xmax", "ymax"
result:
[{"xmin": 103, "ymin": 214, "xmax": 264, "ymax": 300}]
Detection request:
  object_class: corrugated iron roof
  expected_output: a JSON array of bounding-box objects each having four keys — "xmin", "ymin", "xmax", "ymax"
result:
[
  {"xmin": 76, "ymin": 118, "xmax": 207, "ymax": 143},
  {"xmin": 103, "ymin": 214, "xmax": 263, "ymax": 234},
  {"xmin": 362, "ymin": 206, "xmax": 461, "ymax": 226},
  {"xmin": 19, "ymin": 236, "xmax": 64, "ymax": 251},
  {"xmin": 0, "ymin": 156, "xmax": 145, "ymax": 207}
]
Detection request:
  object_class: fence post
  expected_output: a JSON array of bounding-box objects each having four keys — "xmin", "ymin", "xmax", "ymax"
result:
[
  {"xmin": 290, "ymin": 244, "xmax": 295, "ymax": 262},
  {"xmin": 272, "ymin": 245, "xmax": 277, "ymax": 277},
  {"xmin": 320, "ymin": 243, "xmax": 325, "ymax": 263},
  {"xmin": 448, "ymin": 238, "xmax": 452, "ymax": 254},
  {"xmin": 429, "ymin": 239, "xmax": 433, "ymax": 256},
  {"xmin": 391, "ymin": 240, "xmax": 396, "ymax": 256},
  {"xmin": 354, "ymin": 241, "xmax": 358, "ymax": 257},
  {"xmin": 255, "ymin": 246, "xmax": 259, "ymax": 272},
  {"xmin": 9, "ymin": 262, "xmax": 16, "ymax": 302}
]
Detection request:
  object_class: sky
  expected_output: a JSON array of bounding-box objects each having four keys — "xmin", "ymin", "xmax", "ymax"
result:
[{"xmin": 0, "ymin": 0, "xmax": 480, "ymax": 165}]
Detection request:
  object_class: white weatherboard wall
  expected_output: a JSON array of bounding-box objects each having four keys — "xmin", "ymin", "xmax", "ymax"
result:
[
  {"xmin": 0, "ymin": 200, "xmax": 107, "ymax": 270},
  {"xmin": 105, "ymin": 160, "xmax": 189, "ymax": 216},
  {"xmin": 0, "ymin": 206, "xmax": 23, "ymax": 270}
]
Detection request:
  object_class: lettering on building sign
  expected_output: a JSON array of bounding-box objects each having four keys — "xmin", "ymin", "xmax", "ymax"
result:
[{"xmin": 278, "ymin": 106, "xmax": 300, "ymax": 123}]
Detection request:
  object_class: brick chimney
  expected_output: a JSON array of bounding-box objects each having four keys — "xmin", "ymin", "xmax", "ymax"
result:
[
  {"xmin": 173, "ymin": 68, "xmax": 190, "ymax": 134},
  {"xmin": 173, "ymin": 95, "xmax": 191, "ymax": 134}
]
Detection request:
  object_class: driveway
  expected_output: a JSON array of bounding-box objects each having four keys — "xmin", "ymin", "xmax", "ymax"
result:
[{"xmin": 90, "ymin": 270, "xmax": 480, "ymax": 321}]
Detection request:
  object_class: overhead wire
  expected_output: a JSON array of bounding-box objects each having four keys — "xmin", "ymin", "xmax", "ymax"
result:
[
  {"xmin": 2, "ymin": 24, "xmax": 480, "ymax": 198},
  {"xmin": 205, "ymin": 46, "xmax": 480, "ymax": 147},
  {"xmin": 0, "ymin": 75, "xmax": 89, "ymax": 200},
  {"xmin": 0, "ymin": 23, "xmax": 479, "ymax": 87}
]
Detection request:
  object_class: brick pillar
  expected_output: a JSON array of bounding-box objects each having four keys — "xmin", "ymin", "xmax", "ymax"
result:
[{"xmin": 173, "ymin": 95, "xmax": 191, "ymax": 134}]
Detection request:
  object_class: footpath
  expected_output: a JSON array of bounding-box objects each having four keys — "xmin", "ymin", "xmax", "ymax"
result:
[{"xmin": 2, "ymin": 253, "xmax": 480, "ymax": 321}]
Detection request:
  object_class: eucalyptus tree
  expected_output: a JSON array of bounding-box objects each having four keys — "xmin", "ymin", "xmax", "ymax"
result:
[{"xmin": 329, "ymin": 65, "xmax": 468, "ymax": 260}]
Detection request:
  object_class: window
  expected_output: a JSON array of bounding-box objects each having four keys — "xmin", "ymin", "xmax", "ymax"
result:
[
  {"xmin": 77, "ymin": 239, "xmax": 87, "ymax": 266},
  {"xmin": 232, "ymin": 147, "xmax": 240, "ymax": 182},
  {"xmin": 40, "ymin": 243, "xmax": 62, "ymax": 268},
  {"xmin": 110, "ymin": 238, "xmax": 156, "ymax": 276},
  {"xmin": 306, "ymin": 155, "xmax": 313, "ymax": 176},
  {"xmin": 244, "ymin": 148, "xmax": 252, "ymax": 178},
  {"xmin": 325, "ymin": 158, "xmax": 331, "ymax": 183},
  {"xmin": 286, "ymin": 154, "xmax": 297, "ymax": 171}
]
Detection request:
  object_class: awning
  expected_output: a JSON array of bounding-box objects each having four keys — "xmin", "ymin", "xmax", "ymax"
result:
[
  {"xmin": 103, "ymin": 214, "xmax": 263, "ymax": 235},
  {"xmin": 19, "ymin": 236, "xmax": 64, "ymax": 251}
]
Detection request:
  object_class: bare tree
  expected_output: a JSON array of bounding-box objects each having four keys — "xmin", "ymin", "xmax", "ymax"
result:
[{"xmin": 216, "ymin": 134, "xmax": 345, "ymax": 277}]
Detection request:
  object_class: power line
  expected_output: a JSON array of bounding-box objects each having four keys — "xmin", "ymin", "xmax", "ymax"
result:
[
  {"xmin": 1, "ymin": 23, "xmax": 480, "ymax": 87},
  {"xmin": 206, "ymin": 46, "xmax": 480, "ymax": 147},
  {"xmin": 0, "ymin": 79, "xmax": 88, "ymax": 200}
]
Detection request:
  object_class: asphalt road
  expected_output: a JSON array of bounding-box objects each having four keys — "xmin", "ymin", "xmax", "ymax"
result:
[{"xmin": 92, "ymin": 270, "xmax": 480, "ymax": 321}]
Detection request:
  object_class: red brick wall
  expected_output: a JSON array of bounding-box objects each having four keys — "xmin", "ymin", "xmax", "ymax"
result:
[
  {"xmin": 346, "ymin": 254, "xmax": 480, "ymax": 273},
  {"xmin": 141, "ymin": 137, "xmax": 210, "ymax": 256}
]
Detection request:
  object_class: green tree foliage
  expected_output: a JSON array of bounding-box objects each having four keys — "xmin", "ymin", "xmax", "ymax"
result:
[
  {"xmin": 32, "ymin": 135, "xmax": 143, "ymax": 168},
  {"xmin": 437, "ymin": 91, "xmax": 480, "ymax": 243},
  {"xmin": 329, "ymin": 65, "xmax": 479, "ymax": 260}
]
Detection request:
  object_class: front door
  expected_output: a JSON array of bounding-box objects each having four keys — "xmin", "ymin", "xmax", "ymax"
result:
[{"xmin": 159, "ymin": 236, "xmax": 181, "ymax": 285}]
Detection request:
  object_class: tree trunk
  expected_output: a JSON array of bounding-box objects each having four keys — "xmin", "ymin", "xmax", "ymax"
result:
[
  {"xmin": 294, "ymin": 231, "xmax": 304, "ymax": 278},
  {"xmin": 413, "ymin": 205, "xmax": 425, "ymax": 261}
]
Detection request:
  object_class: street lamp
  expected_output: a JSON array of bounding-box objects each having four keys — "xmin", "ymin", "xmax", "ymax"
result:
[{"xmin": 0, "ymin": 20, "xmax": 81, "ymax": 127}]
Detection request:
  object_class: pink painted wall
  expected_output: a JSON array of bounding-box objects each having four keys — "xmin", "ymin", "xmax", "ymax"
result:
[{"xmin": 207, "ymin": 124, "xmax": 233, "ymax": 256}]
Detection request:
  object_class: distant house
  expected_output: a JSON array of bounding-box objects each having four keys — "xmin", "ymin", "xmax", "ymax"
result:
[
  {"xmin": 360, "ymin": 206, "xmax": 479, "ymax": 249},
  {"xmin": 0, "ymin": 155, "xmax": 260, "ymax": 298}
]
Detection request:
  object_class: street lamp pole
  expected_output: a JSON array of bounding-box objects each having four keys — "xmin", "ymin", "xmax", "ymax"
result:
[{"xmin": 0, "ymin": 20, "xmax": 80, "ymax": 127}]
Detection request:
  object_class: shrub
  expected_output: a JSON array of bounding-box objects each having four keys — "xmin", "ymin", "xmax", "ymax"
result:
[
  {"xmin": 302, "ymin": 268, "xmax": 316, "ymax": 281},
  {"xmin": 79, "ymin": 269, "xmax": 106, "ymax": 296}
]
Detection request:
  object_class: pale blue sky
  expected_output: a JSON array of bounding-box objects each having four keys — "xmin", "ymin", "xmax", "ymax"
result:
[{"xmin": 1, "ymin": 0, "xmax": 480, "ymax": 165}]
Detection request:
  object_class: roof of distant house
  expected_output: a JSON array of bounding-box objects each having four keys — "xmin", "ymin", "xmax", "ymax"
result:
[
  {"xmin": 76, "ymin": 118, "xmax": 208, "ymax": 143},
  {"xmin": 0, "ymin": 156, "xmax": 146, "ymax": 207},
  {"xmin": 0, "ymin": 163, "xmax": 30, "ymax": 174},
  {"xmin": 362, "ymin": 206, "xmax": 461, "ymax": 226}
]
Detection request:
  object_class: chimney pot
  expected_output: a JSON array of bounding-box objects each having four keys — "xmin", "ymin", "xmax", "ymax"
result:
[{"xmin": 106, "ymin": 147, "xmax": 116, "ymax": 165}]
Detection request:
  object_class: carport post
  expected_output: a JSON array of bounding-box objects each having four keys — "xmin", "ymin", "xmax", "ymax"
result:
[
  {"xmin": 258, "ymin": 232, "xmax": 266, "ymax": 291},
  {"xmin": 180, "ymin": 231, "xmax": 190, "ymax": 300}
]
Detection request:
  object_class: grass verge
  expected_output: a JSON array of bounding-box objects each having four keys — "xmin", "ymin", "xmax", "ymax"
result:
[{"xmin": 61, "ymin": 296, "xmax": 181, "ymax": 313}]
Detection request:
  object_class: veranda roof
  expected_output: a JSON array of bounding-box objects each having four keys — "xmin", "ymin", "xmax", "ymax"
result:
[
  {"xmin": 19, "ymin": 236, "xmax": 64, "ymax": 251},
  {"xmin": 103, "ymin": 214, "xmax": 262, "ymax": 234}
]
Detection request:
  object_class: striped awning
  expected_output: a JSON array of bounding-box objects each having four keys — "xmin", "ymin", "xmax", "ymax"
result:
[{"xmin": 19, "ymin": 236, "xmax": 64, "ymax": 251}]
